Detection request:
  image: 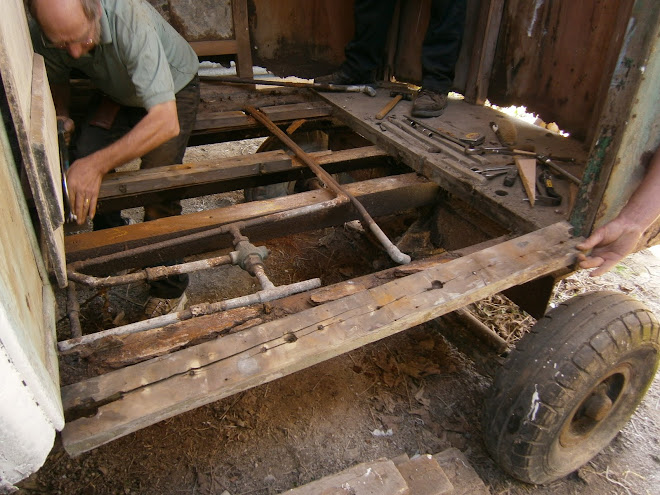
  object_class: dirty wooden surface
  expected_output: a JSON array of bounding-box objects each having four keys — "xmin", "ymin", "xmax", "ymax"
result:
[{"xmin": 319, "ymin": 90, "xmax": 587, "ymax": 234}]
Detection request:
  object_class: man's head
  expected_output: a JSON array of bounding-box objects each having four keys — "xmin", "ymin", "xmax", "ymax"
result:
[{"xmin": 30, "ymin": 0, "xmax": 101, "ymax": 58}]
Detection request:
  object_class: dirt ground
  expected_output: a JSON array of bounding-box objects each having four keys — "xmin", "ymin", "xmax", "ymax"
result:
[{"xmin": 16, "ymin": 141, "xmax": 660, "ymax": 495}]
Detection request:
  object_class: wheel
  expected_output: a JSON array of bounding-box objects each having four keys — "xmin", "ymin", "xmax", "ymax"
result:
[{"xmin": 482, "ymin": 290, "xmax": 660, "ymax": 484}]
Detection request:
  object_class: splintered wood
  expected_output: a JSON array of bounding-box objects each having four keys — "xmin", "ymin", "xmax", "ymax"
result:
[{"xmin": 61, "ymin": 222, "xmax": 580, "ymax": 456}]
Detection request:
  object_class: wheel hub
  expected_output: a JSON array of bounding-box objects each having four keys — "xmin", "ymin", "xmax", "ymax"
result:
[{"xmin": 559, "ymin": 364, "xmax": 630, "ymax": 447}]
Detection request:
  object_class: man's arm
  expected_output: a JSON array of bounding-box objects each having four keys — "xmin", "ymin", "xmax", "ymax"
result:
[
  {"xmin": 66, "ymin": 99, "xmax": 179, "ymax": 224},
  {"xmin": 577, "ymin": 146, "xmax": 660, "ymax": 276}
]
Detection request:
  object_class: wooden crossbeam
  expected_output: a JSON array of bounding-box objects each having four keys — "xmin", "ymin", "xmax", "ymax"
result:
[
  {"xmin": 193, "ymin": 101, "xmax": 334, "ymax": 131},
  {"xmin": 65, "ymin": 173, "xmax": 438, "ymax": 271},
  {"xmin": 60, "ymin": 222, "xmax": 579, "ymax": 456},
  {"xmin": 97, "ymin": 146, "xmax": 388, "ymax": 211}
]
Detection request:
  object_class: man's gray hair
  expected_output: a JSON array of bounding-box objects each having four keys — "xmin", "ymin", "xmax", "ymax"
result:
[{"xmin": 27, "ymin": 0, "xmax": 99, "ymax": 21}]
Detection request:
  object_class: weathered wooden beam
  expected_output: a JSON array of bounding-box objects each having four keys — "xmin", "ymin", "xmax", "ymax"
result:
[
  {"xmin": 59, "ymin": 236, "xmax": 510, "ymax": 374},
  {"xmin": 232, "ymin": 0, "xmax": 253, "ymax": 78},
  {"xmin": 65, "ymin": 173, "xmax": 439, "ymax": 271},
  {"xmin": 464, "ymin": 0, "xmax": 505, "ymax": 105},
  {"xmin": 190, "ymin": 40, "xmax": 238, "ymax": 57},
  {"xmin": 193, "ymin": 101, "xmax": 333, "ymax": 131},
  {"xmin": 97, "ymin": 146, "xmax": 389, "ymax": 211},
  {"xmin": 60, "ymin": 222, "xmax": 579, "ymax": 456}
]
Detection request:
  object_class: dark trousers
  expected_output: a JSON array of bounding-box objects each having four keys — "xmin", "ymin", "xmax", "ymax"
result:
[
  {"xmin": 75, "ymin": 75, "xmax": 200, "ymax": 298},
  {"xmin": 342, "ymin": 0, "xmax": 466, "ymax": 93}
]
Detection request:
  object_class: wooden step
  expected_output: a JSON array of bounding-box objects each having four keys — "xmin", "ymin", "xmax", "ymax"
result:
[
  {"xmin": 283, "ymin": 458, "xmax": 409, "ymax": 495},
  {"xmin": 395, "ymin": 454, "xmax": 453, "ymax": 495},
  {"xmin": 434, "ymin": 448, "xmax": 490, "ymax": 495}
]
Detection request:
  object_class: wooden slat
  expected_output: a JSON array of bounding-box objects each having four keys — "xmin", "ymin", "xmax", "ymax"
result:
[
  {"xmin": 464, "ymin": 0, "xmax": 505, "ymax": 105},
  {"xmin": 194, "ymin": 101, "xmax": 333, "ymax": 131},
  {"xmin": 98, "ymin": 146, "xmax": 386, "ymax": 201},
  {"xmin": 99, "ymin": 150, "xmax": 291, "ymax": 197},
  {"xmin": 190, "ymin": 40, "xmax": 238, "ymax": 57},
  {"xmin": 60, "ymin": 238, "xmax": 509, "ymax": 402},
  {"xmin": 232, "ymin": 0, "xmax": 253, "ymax": 78},
  {"xmin": 29, "ymin": 55, "xmax": 67, "ymax": 287},
  {"xmin": 59, "ymin": 237, "xmax": 509, "ymax": 372},
  {"xmin": 60, "ymin": 222, "xmax": 579, "ymax": 455},
  {"xmin": 65, "ymin": 173, "xmax": 438, "ymax": 270}
]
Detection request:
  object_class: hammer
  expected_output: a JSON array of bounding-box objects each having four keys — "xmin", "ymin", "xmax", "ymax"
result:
[{"xmin": 375, "ymin": 88, "xmax": 416, "ymax": 119}]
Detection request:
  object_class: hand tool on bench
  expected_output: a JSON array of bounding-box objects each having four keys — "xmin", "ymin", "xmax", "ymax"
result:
[
  {"xmin": 503, "ymin": 167, "xmax": 519, "ymax": 187},
  {"xmin": 405, "ymin": 116, "xmax": 486, "ymax": 147},
  {"xmin": 523, "ymin": 168, "xmax": 563, "ymax": 206},
  {"xmin": 57, "ymin": 120, "xmax": 76, "ymax": 223},
  {"xmin": 536, "ymin": 154, "xmax": 581, "ymax": 185},
  {"xmin": 470, "ymin": 166, "xmax": 512, "ymax": 179},
  {"xmin": 375, "ymin": 87, "xmax": 417, "ymax": 119},
  {"xmin": 537, "ymin": 168, "xmax": 562, "ymax": 204},
  {"xmin": 386, "ymin": 116, "xmax": 442, "ymax": 152},
  {"xmin": 200, "ymin": 75, "xmax": 377, "ymax": 97}
]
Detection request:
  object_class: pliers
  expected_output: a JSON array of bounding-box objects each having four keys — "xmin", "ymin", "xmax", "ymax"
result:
[{"xmin": 470, "ymin": 166, "xmax": 512, "ymax": 179}]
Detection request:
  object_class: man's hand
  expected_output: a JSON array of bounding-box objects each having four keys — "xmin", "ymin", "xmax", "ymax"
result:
[
  {"xmin": 66, "ymin": 156, "xmax": 105, "ymax": 224},
  {"xmin": 576, "ymin": 218, "xmax": 643, "ymax": 276}
]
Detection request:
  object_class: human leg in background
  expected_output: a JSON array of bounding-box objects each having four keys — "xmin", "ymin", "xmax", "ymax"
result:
[
  {"xmin": 316, "ymin": 0, "xmax": 397, "ymax": 84},
  {"xmin": 412, "ymin": 0, "xmax": 467, "ymax": 117}
]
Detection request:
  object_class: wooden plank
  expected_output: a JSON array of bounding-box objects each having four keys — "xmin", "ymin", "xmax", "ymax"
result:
[
  {"xmin": 60, "ymin": 237, "xmax": 508, "ymax": 374},
  {"xmin": 97, "ymin": 146, "xmax": 387, "ymax": 212},
  {"xmin": 464, "ymin": 0, "xmax": 505, "ymax": 105},
  {"xmin": 98, "ymin": 146, "xmax": 386, "ymax": 201},
  {"xmin": 30, "ymin": 56, "xmax": 64, "ymax": 226},
  {"xmin": 0, "ymin": 2, "xmax": 68, "ymax": 286},
  {"xmin": 0, "ymin": 0, "xmax": 33, "ymax": 133},
  {"xmin": 194, "ymin": 101, "xmax": 333, "ymax": 131},
  {"xmin": 60, "ymin": 306, "xmax": 262, "ymax": 373},
  {"xmin": 0, "ymin": 0, "xmax": 64, "ymax": 432},
  {"xmin": 65, "ymin": 173, "xmax": 436, "ymax": 268},
  {"xmin": 30, "ymin": 55, "xmax": 67, "ymax": 287},
  {"xmin": 99, "ymin": 150, "xmax": 291, "ymax": 197},
  {"xmin": 190, "ymin": 40, "xmax": 238, "ymax": 57},
  {"xmin": 232, "ymin": 0, "xmax": 253, "ymax": 78},
  {"xmin": 285, "ymin": 459, "xmax": 409, "ymax": 495},
  {"xmin": 60, "ymin": 222, "xmax": 579, "ymax": 455}
]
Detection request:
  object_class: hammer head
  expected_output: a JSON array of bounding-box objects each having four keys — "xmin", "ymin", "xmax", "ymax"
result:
[{"xmin": 390, "ymin": 89, "xmax": 416, "ymax": 101}]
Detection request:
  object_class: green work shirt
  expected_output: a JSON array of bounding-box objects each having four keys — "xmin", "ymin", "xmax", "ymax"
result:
[{"xmin": 30, "ymin": 0, "xmax": 199, "ymax": 110}]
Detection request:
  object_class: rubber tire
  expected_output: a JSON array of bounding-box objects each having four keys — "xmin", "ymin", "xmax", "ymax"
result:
[{"xmin": 482, "ymin": 290, "xmax": 660, "ymax": 484}]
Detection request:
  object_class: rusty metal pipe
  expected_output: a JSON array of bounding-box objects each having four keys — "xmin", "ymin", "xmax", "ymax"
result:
[
  {"xmin": 67, "ymin": 255, "xmax": 234, "ymax": 289},
  {"xmin": 70, "ymin": 197, "xmax": 348, "ymax": 273},
  {"xmin": 245, "ymin": 106, "xmax": 411, "ymax": 265},
  {"xmin": 252, "ymin": 264, "xmax": 275, "ymax": 290},
  {"xmin": 57, "ymin": 277, "xmax": 322, "ymax": 352},
  {"xmin": 66, "ymin": 281, "xmax": 83, "ymax": 338}
]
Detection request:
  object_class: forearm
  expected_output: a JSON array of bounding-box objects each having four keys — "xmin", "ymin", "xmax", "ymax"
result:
[
  {"xmin": 85, "ymin": 100, "xmax": 180, "ymax": 176},
  {"xmin": 615, "ymin": 148, "xmax": 660, "ymax": 231}
]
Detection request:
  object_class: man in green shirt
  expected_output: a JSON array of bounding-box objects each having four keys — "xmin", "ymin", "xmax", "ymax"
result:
[{"xmin": 29, "ymin": 0, "xmax": 200, "ymax": 317}]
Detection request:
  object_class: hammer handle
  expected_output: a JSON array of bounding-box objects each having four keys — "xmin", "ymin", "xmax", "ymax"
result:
[{"xmin": 376, "ymin": 94, "xmax": 403, "ymax": 120}]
